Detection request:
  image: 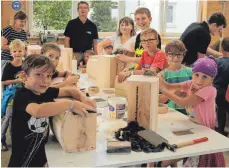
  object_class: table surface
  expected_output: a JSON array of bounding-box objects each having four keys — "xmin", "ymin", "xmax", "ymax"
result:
[{"xmin": 45, "ymin": 73, "xmax": 229, "ymax": 167}]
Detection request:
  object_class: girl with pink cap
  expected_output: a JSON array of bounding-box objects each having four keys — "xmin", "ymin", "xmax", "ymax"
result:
[{"xmin": 158, "ymin": 56, "xmax": 225, "ymax": 167}]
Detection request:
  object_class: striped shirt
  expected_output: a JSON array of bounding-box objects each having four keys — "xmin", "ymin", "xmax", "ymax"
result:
[{"xmin": 1, "ymin": 26, "xmax": 27, "ymax": 60}]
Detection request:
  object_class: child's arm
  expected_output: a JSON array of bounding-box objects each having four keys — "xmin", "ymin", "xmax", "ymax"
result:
[
  {"xmin": 26, "ymin": 87, "xmax": 96, "ymax": 118},
  {"xmin": 51, "ymin": 75, "xmax": 78, "ymax": 88},
  {"xmin": 26, "ymin": 99, "xmax": 95, "ymax": 118},
  {"xmin": 58, "ymin": 71, "xmax": 72, "ymax": 77},
  {"xmin": 160, "ymin": 88, "xmax": 203, "ymax": 107},
  {"xmin": 2, "ymin": 78, "xmax": 23, "ymax": 86}
]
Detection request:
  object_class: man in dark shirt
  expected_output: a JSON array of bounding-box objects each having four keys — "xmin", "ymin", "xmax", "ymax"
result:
[
  {"xmin": 180, "ymin": 12, "xmax": 227, "ymax": 66},
  {"xmin": 64, "ymin": 1, "xmax": 98, "ymax": 66}
]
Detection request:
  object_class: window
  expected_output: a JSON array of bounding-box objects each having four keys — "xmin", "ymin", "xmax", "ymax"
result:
[
  {"xmin": 28, "ymin": 0, "xmax": 118, "ymax": 36},
  {"xmin": 161, "ymin": 0, "xmax": 200, "ymax": 36}
]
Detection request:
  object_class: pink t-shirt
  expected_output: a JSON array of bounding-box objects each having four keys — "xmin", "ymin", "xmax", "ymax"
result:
[{"xmin": 181, "ymin": 81, "xmax": 216, "ymax": 129}]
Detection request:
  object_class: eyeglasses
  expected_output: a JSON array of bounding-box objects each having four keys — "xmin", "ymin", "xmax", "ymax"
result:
[
  {"xmin": 167, "ymin": 52, "xmax": 184, "ymax": 58},
  {"xmin": 141, "ymin": 38, "xmax": 157, "ymax": 44}
]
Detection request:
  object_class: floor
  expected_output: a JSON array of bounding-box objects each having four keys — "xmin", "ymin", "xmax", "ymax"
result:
[{"xmin": 1, "ymin": 130, "xmax": 229, "ymax": 167}]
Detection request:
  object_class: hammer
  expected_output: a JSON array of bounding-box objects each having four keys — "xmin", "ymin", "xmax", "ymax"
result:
[{"xmin": 165, "ymin": 137, "xmax": 208, "ymax": 152}]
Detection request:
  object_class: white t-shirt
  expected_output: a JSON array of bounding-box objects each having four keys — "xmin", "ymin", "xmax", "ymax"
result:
[{"xmin": 106, "ymin": 35, "xmax": 137, "ymax": 68}]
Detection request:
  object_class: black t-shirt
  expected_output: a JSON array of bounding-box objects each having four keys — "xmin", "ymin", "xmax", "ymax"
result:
[
  {"xmin": 64, "ymin": 17, "xmax": 98, "ymax": 53},
  {"xmin": 8, "ymin": 87, "xmax": 59, "ymax": 167},
  {"xmin": 134, "ymin": 32, "xmax": 162, "ymax": 57},
  {"xmin": 180, "ymin": 21, "xmax": 211, "ymax": 65},
  {"xmin": 1, "ymin": 62, "xmax": 22, "ymax": 81}
]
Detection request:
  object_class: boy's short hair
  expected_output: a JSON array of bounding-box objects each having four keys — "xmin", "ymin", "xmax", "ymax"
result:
[
  {"xmin": 140, "ymin": 28, "xmax": 158, "ymax": 41},
  {"xmin": 41, "ymin": 43, "xmax": 61, "ymax": 55},
  {"xmin": 22, "ymin": 54, "xmax": 55, "ymax": 75},
  {"xmin": 9, "ymin": 39, "xmax": 25, "ymax": 51},
  {"xmin": 14, "ymin": 11, "xmax": 27, "ymax": 20},
  {"xmin": 208, "ymin": 12, "xmax": 227, "ymax": 28},
  {"xmin": 222, "ymin": 37, "xmax": 229, "ymax": 52},
  {"xmin": 134, "ymin": 7, "xmax": 151, "ymax": 18},
  {"xmin": 84, "ymin": 50, "xmax": 95, "ymax": 56},
  {"xmin": 165, "ymin": 40, "xmax": 187, "ymax": 54},
  {"xmin": 104, "ymin": 45, "xmax": 113, "ymax": 50}
]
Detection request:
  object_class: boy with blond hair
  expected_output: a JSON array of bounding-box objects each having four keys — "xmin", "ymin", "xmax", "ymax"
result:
[{"xmin": 1, "ymin": 39, "xmax": 25, "ymax": 151}]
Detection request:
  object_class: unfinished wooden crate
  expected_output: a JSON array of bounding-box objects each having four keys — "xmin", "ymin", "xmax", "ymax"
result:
[
  {"xmin": 50, "ymin": 105, "xmax": 97, "ymax": 153},
  {"xmin": 127, "ymin": 75, "xmax": 159, "ymax": 131},
  {"xmin": 115, "ymin": 76, "xmax": 129, "ymax": 98},
  {"xmin": 86, "ymin": 56, "xmax": 99, "ymax": 80}
]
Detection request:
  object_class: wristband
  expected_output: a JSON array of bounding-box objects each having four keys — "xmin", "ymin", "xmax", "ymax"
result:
[{"xmin": 69, "ymin": 100, "xmax": 74, "ymax": 112}]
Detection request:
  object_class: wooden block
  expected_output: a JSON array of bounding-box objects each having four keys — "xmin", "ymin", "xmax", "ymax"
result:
[
  {"xmin": 27, "ymin": 45, "xmax": 41, "ymax": 55},
  {"xmin": 96, "ymin": 55, "xmax": 117, "ymax": 88},
  {"xmin": 115, "ymin": 76, "xmax": 128, "ymax": 98},
  {"xmin": 60, "ymin": 48, "xmax": 73, "ymax": 72},
  {"xmin": 127, "ymin": 75, "xmax": 159, "ymax": 131},
  {"xmin": 86, "ymin": 56, "xmax": 98, "ymax": 80},
  {"xmin": 50, "ymin": 107, "xmax": 97, "ymax": 153}
]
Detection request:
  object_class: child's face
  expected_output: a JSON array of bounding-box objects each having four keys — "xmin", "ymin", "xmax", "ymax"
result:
[
  {"xmin": 167, "ymin": 51, "xmax": 184, "ymax": 67},
  {"xmin": 24, "ymin": 66, "xmax": 53, "ymax": 95},
  {"xmin": 135, "ymin": 13, "xmax": 151, "ymax": 31},
  {"xmin": 44, "ymin": 49, "xmax": 60, "ymax": 67},
  {"xmin": 119, "ymin": 22, "xmax": 133, "ymax": 36},
  {"xmin": 141, "ymin": 33, "xmax": 158, "ymax": 52},
  {"xmin": 104, "ymin": 47, "xmax": 113, "ymax": 55},
  {"xmin": 10, "ymin": 47, "xmax": 25, "ymax": 61},
  {"xmin": 192, "ymin": 72, "xmax": 213, "ymax": 90}
]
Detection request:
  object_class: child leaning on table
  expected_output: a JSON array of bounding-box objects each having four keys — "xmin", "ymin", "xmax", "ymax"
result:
[
  {"xmin": 117, "ymin": 28, "xmax": 168, "ymax": 83},
  {"xmin": 41, "ymin": 43, "xmax": 79, "ymax": 88},
  {"xmin": 79, "ymin": 50, "xmax": 95, "ymax": 68},
  {"xmin": 158, "ymin": 56, "xmax": 225, "ymax": 167},
  {"xmin": 8, "ymin": 54, "xmax": 96, "ymax": 167},
  {"xmin": 158, "ymin": 40, "xmax": 192, "ymax": 115}
]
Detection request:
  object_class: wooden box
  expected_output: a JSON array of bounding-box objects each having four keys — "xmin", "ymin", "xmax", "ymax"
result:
[
  {"xmin": 115, "ymin": 76, "xmax": 128, "ymax": 98},
  {"xmin": 50, "ymin": 107, "xmax": 97, "ymax": 153},
  {"xmin": 57, "ymin": 48, "xmax": 73, "ymax": 72},
  {"xmin": 27, "ymin": 45, "xmax": 41, "ymax": 55},
  {"xmin": 86, "ymin": 55, "xmax": 118, "ymax": 88},
  {"xmin": 127, "ymin": 75, "xmax": 159, "ymax": 130}
]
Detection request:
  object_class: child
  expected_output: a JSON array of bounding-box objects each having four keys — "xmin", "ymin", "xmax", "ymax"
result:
[
  {"xmin": 104, "ymin": 44, "xmax": 113, "ymax": 55},
  {"xmin": 8, "ymin": 54, "xmax": 96, "ymax": 167},
  {"xmin": 159, "ymin": 57, "xmax": 225, "ymax": 167},
  {"xmin": 116, "ymin": 7, "xmax": 161, "ymax": 65},
  {"xmin": 159, "ymin": 40, "xmax": 192, "ymax": 115},
  {"xmin": 41, "ymin": 43, "xmax": 79, "ymax": 88},
  {"xmin": 117, "ymin": 28, "xmax": 168, "ymax": 83},
  {"xmin": 213, "ymin": 37, "xmax": 229, "ymax": 136},
  {"xmin": 1, "ymin": 39, "xmax": 25, "ymax": 151},
  {"xmin": 79, "ymin": 50, "xmax": 95, "ymax": 68}
]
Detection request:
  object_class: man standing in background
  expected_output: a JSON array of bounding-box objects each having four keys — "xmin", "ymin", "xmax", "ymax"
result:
[{"xmin": 64, "ymin": 1, "xmax": 98, "ymax": 66}]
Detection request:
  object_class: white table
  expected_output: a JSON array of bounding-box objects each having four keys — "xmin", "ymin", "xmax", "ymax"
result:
[
  {"xmin": 46, "ymin": 72, "xmax": 229, "ymax": 167},
  {"xmin": 46, "ymin": 107, "xmax": 229, "ymax": 167}
]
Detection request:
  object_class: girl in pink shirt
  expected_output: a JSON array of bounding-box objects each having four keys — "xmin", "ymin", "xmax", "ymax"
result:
[{"xmin": 159, "ymin": 57, "xmax": 225, "ymax": 167}]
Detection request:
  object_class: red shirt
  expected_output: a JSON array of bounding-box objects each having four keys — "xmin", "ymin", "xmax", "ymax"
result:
[{"xmin": 136, "ymin": 50, "xmax": 168, "ymax": 70}]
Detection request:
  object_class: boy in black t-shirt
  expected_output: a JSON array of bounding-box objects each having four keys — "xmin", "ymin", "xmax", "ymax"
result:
[
  {"xmin": 1, "ymin": 39, "xmax": 25, "ymax": 151},
  {"xmin": 8, "ymin": 54, "xmax": 96, "ymax": 167},
  {"xmin": 41, "ymin": 43, "xmax": 79, "ymax": 88}
]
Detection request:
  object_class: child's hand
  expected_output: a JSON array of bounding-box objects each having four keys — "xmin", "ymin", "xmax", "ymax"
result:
[
  {"xmin": 16, "ymin": 78, "xmax": 23, "ymax": 83},
  {"xmin": 81, "ymin": 96, "xmax": 96, "ymax": 107},
  {"xmin": 64, "ymin": 75, "xmax": 79, "ymax": 85},
  {"xmin": 80, "ymin": 62, "xmax": 83, "ymax": 66},
  {"xmin": 103, "ymin": 39, "xmax": 112, "ymax": 48},
  {"xmin": 72, "ymin": 101, "xmax": 96, "ymax": 117},
  {"xmin": 118, "ymin": 71, "xmax": 130, "ymax": 83},
  {"xmin": 122, "ymin": 68, "xmax": 129, "ymax": 72},
  {"xmin": 65, "ymin": 71, "xmax": 72, "ymax": 77}
]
